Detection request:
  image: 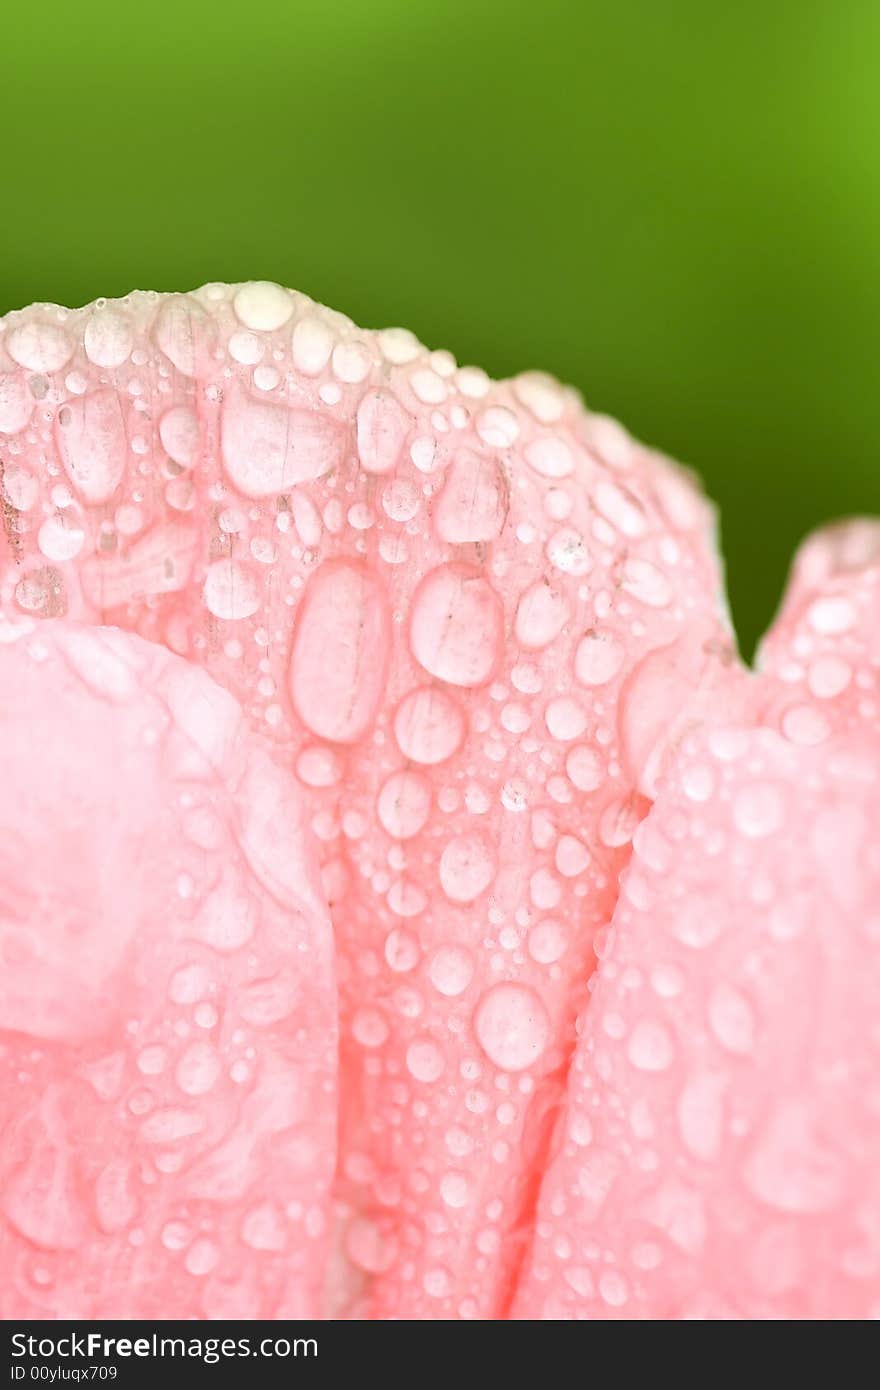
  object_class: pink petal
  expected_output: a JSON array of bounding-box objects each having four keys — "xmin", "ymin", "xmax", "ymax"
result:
[
  {"xmin": 513, "ymin": 526, "xmax": 880, "ymax": 1319},
  {"xmin": 0, "ymin": 622, "xmax": 336, "ymax": 1319}
]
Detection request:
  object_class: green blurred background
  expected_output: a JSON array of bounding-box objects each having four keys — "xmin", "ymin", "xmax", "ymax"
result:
[{"xmin": 3, "ymin": 1, "xmax": 877, "ymax": 656}]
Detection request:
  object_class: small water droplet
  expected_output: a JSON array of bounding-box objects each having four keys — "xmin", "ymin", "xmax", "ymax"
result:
[
  {"xmin": 406, "ymin": 1036, "xmax": 445, "ymax": 1083},
  {"xmin": 377, "ymin": 770, "xmax": 432, "ymax": 839},
  {"xmin": 627, "ymin": 1019, "xmax": 675, "ymax": 1072},
  {"xmin": 427, "ymin": 945, "xmax": 474, "ymax": 997}
]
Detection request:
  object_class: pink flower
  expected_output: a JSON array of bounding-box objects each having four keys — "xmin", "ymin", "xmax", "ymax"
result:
[{"xmin": 0, "ymin": 283, "xmax": 877, "ymax": 1319}]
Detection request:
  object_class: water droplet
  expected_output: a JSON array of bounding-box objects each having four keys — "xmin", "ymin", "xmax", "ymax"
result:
[
  {"xmin": 346, "ymin": 1216, "xmax": 398, "ymax": 1273},
  {"xmin": 55, "ymin": 389, "xmax": 126, "ymax": 505},
  {"xmin": 423, "ymin": 1266, "xmax": 452, "ymax": 1298},
  {"xmin": 203, "ymin": 559, "xmax": 261, "ymax": 621},
  {"xmin": 7, "ymin": 321, "xmax": 73, "ymax": 373},
  {"xmin": 677, "ymin": 1072, "xmax": 725, "ymax": 1161},
  {"xmin": 545, "ymin": 697, "xmax": 587, "ymax": 741},
  {"xmin": 681, "ymin": 762, "xmax": 716, "ymax": 801},
  {"xmin": 565, "ymin": 744, "xmax": 603, "ymax": 791},
  {"xmin": 707, "ymin": 983, "xmax": 755, "ymax": 1053},
  {"xmin": 524, "ymin": 435, "xmax": 573, "ymax": 478},
  {"xmin": 159, "ymin": 405, "xmax": 199, "ymax": 468},
  {"xmin": 781, "ymin": 704, "xmax": 830, "ymax": 745},
  {"xmin": 547, "ymin": 527, "xmax": 591, "ymax": 575},
  {"xmin": 291, "ymin": 314, "xmax": 334, "ymax": 375},
  {"xmin": 406, "ymin": 1036, "xmax": 445, "ymax": 1083},
  {"xmin": 83, "ymin": 308, "xmax": 133, "ymax": 368},
  {"xmin": 14, "ymin": 566, "xmax": 66, "ymax": 619},
  {"xmin": 2, "ymin": 463, "xmax": 37, "ymax": 511},
  {"xmin": 384, "ymin": 928, "xmax": 420, "ymax": 972},
  {"xmin": 184, "ymin": 1237, "xmax": 219, "ymax": 1276},
  {"xmin": 289, "ymin": 561, "xmax": 390, "ymax": 743},
  {"xmin": 514, "ymin": 580, "xmax": 569, "ymax": 649},
  {"xmin": 140, "ymin": 1107, "xmax": 207, "ymax": 1144},
  {"xmin": 176, "ymin": 1040, "xmax": 221, "ymax": 1096},
  {"xmin": 807, "ymin": 597, "xmax": 856, "ymax": 635},
  {"xmin": 0, "ymin": 372, "xmax": 33, "ymax": 433},
  {"xmin": 352, "ymin": 1007, "xmax": 390, "ymax": 1048},
  {"xmin": 434, "ymin": 449, "xmax": 507, "ymax": 543},
  {"xmin": 473, "ymin": 982, "xmax": 551, "ymax": 1072},
  {"xmin": 382, "ymin": 478, "xmax": 420, "ymax": 521},
  {"xmin": 194, "ymin": 872, "xmax": 256, "ymax": 952},
  {"xmin": 527, "ymin": 918, "xmax": 569, "ymax": 964},
  {"xmin": 161, "ymin": 1220, "xmax": 191, "ymax": 1251},
  {"xmin": 168, "ymin": 962, "xmax": 213, "ymax": 1005},
  {"xmin": 439, "ymin": 834, "xmax": 496, "ymax": 903},
  {"xmin": 555, "ymin": 835, "xmax": 591, "ymax": 877},
  {"xmin": 221, "ymin": 390, "xmax": 345, "ymax": 498},
  {"xmin": 428, "ymin": 945, "xmax": 474, "ymax": 996},
  {"xmin": 233, "ymin": 281, "xmax": 293, "ymax": 331},
  {"xmin": 409, "ymin": 564, "xmax": 502, "ymax": 688},
  {"xmin": 440, "ymin": 1171, "xmax": 470, "ymax": 1209},
  {"xmin": 807, "ymin": 655, "xmax": 852, "ymax": 699},
  {"xmin": 238, "ymin": 968, "xmax": 297, "ymax": 1027},
  {"xmin": 356, "ymin": 388, "xmax": 410, "ymax": 474},
  {"xmin": 598, "ymin": 1269, "xmax": 630, "ymax": 1308},
  {"xmin": 627, "ymin": 1019, "xmax": 675, "ymax": 1072},
  {"xmin": 153, "ymin": 296, "xmax": 213, "ymax": 376},
  {"xmin": 732, "ymin": 782, "xmax": 785, "ymax": 839},
  {"xmin": 575, "ymin": 630, "xmax": 625, "ymax": 687},
  {"xmin": 35, "ymin": 510, "xmax": 84, "ymax": 563},
  {"xmin": 394, "ymin": 686, "xmax": 466, "ymax": 765},
  {"xmin": 595, "ymin": 479, "xmax": 646, "ymax": 536},
  {"xmin": 241, "ymin": 1201, "xmax": 288, "ymax": 1251},
  {"xmin": 294, "ymin": 747, "xmax": 340, "ymax": 793},
  {"xmin": 621, "ymin": 559, "xmax": 672, "ymax": 607},
  {"xmin": 599, "ymin": 796, "xmax": 642, "ymax": 847},
  {"xmin": 743, "ymin": 1100, "xmax": 844, "ymax": 1213},
  {"xmin": 332, "ymin": 339, "xmax": 371, "ymax": 384},
  {"xmin": 377, "ymin": 770, "xmax": 432, "ymax": 839}
]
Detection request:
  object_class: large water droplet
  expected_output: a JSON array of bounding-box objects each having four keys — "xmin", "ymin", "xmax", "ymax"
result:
[
  {"xmin": 439, "ymin": 834, "xmax": 496, "ymax": 903},
  {"xmin": 84, "ymin": 308, "xmax": 133, "ymax": 368},
  {"xmin": 203, "ymin": 559, "xmax": 261, "ymax": 621},
  {"xmin": 377, "ymin": 770, "xmax": 432, "ymax": 839},
  {"xmin": 221, "ymin": 390, "xmax": 345, "ymax": 498},
  {"xmin": 7, "ymin": 321, "xmax": 73, "ymax": 373},
  {"xmin": 356, "ymin": 388, "xmax": 410, "ymax": 474},
  {"xmin": 434, "ymin": 449, "xmax": 508, "ymax": 543},
  {"xmin": 575, "ymin": 630, "xmax": 625, "ymax": 687},
  {"xmin": 153, "ymin": 296, "xmax": 213, "ymax": 376},
  {"xmin": 289, "ymin": 561, "xmax": 391, "ymax": 743},
  {"xmin": 394, "ymin": 686, "xmax": 465, "ymax": 765},
  {"xmin": 55, "ymin": 389, "xmax": 126, "ymax": 505},
  {"xmin": 406, "ymin": 1036, "xmax": 445, "ymax": 1083},
  {"xmin": 473, "ymin": 982, "xmax": 551, "ymax": 1072},
  {"xmin": 409, "ymin": 563, "xmax": 502, "ymax": 688},
  {"xmin": 233, "ymin": 281, "xmax": 294, "ymax": 331},
  {"xmin": 514, "ymin": 580, "xmax": 569, "ymax": 649},
  {"xmin": 159, "ymin": 405, "xmax": 199, "ymax": 468},
  {"xmin": 428, "ymin": 945, "xmax": 474, "ymax": 996}
]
